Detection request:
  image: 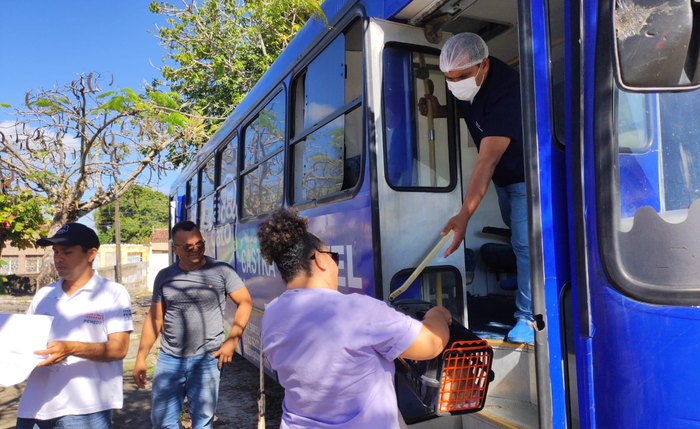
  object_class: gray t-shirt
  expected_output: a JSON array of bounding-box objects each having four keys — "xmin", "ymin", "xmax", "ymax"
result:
[{"xmin": 153, "ymin": 256, "xmax": 245, "ymax": 357}]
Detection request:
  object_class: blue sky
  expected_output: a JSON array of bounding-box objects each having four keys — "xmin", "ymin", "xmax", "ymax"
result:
[
  {"xmin": 1, "ymin": 0, "xmax": 178, "ymax": 195},
  {"xmin": 2, "ymin": 1, "xmax": 165, "ymax": 110}
]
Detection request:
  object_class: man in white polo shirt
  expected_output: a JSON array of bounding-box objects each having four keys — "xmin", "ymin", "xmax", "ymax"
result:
[{"xmin": 16, "ymin": 223, "xmax": 133, "ymax": 429}]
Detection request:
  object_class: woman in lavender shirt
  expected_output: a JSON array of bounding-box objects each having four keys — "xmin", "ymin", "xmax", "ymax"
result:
[{"xmin": 257, "ymin": 209, "xmax": 451, "ymax": 429}]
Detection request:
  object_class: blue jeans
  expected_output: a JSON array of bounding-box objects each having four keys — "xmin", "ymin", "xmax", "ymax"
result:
[
  {"xmin": 16, "ymin": 410, "xmax": 112, "ymax": 429},
  {"xmin": 495, "ymin": 182, "xmax": 533, "ymax": 322},
  {"xmin": 151, "ymin": 351, "xmax": 221, "ymax": 429}
]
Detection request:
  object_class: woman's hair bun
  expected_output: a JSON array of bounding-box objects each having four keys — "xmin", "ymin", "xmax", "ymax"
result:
[{"xmin": 257, "ymin": 208, "xmax": 308, "ymax": 264}]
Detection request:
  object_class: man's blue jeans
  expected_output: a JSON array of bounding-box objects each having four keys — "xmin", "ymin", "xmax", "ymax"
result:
[
  {"xmin": 16, "ymin": 410, "xmax": 112, "ymax": 429},
  {"xmin": 151, "ymin": 351, "xmax": 221, "ymax": 429},
  {"xmin": 495, "ymin": 182, "xmax": 533, "ymax": 322}
]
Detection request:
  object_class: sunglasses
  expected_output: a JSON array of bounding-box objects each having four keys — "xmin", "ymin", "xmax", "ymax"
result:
[
  {"xmin": 173, "ymin": 240, "xmax": 205, "ymax": 252},
  {"xmin": 312, "ymin": 250, "xmax": 340, "ymax": 264}
]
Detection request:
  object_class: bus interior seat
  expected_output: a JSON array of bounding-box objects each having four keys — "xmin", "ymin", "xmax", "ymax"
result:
[
  {"xmin": 464, "ymin": 247, "xmax": 476, "ymax": 285},
  {"xmin": 479, "ymin": 226, "xmax": 518, "ymax": 290}
]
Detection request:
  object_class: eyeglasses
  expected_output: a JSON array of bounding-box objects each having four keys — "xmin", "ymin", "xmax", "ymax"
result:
[
  {"xmin": 311, "ymin": 250, "xmax": 340, "ymax": 264},
  {"xmin": 173, "ymin": 240, "xmax": 205, "ymax": 251}
]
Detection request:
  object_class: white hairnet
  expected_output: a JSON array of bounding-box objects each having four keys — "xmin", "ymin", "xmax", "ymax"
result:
[{"xmin": 439, "ymin": 33, "xmax": 489, "ymax": 73}]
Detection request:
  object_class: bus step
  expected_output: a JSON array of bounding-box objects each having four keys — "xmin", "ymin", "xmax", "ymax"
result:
[
  {"xmin": 484, "ymin": 339, "xmax": 536, "ymax": 405},
  {"xmin": 462, "ymin": 396, "xmax": 539, "ymax": 429}
]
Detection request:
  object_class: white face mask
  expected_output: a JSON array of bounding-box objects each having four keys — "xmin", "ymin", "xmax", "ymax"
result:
[{"xmin": 447, "ymin": 62, "xmax": 483, "ymax": 102}]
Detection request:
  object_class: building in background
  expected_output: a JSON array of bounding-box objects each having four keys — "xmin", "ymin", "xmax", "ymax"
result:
[
  {"xmin": 147, "ymin": 228, "xmax": 169, "ymax": 291},
  {"xmin": 0, "ymin": 245, "xmax": 47, "ymax": 276},
  {"xmin": 1, "ymin": 228, "xmax": 170, "ymax": 294}
]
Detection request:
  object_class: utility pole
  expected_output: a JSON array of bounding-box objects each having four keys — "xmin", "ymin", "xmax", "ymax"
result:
[{"xmin": 115, "ymin": 196, "xmax": 122, "ymax": 283}]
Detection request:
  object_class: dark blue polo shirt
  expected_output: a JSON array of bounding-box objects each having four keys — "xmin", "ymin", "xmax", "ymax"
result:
[{"xmin": 457, "ymin": 56, "xmax": 524, "ymax": 187}]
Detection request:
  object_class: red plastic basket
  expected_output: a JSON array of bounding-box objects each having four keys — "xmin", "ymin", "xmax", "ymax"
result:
[{"xmin": 437, "ymin": 339, "xmax": 493, "ymax": 414}]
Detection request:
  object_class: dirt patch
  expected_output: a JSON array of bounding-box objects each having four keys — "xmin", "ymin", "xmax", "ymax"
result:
[{"xmin": 0, "ymin": 292, "xmax": 284, "ymax": 429}]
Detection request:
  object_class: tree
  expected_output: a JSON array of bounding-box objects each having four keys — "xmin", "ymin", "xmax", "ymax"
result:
[
  {"xmin": 0, "ymin": 73, "xmax": 205, "ymax": 285},
  {"xmin": 150, "ymin": 0, "xmax": 324, "ymax": 139},
  {"xmin": 0, "ymin": 184, "xmax": 50, "ymax": 259},
  {"xmin": 94, "ymin": 185, "xmax": 169, "ymax": 244}
]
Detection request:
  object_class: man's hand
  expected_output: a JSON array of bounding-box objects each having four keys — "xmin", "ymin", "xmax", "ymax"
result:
[
  {"xmin": 441, "ymin": 213, "xmax": 469, "ymax": 257},
  {"xmin": 133, "ymin": 358, "xmax": 149, "ymax": 389},
  {"xmin": 211, "ymin": 337, "xmax": 239, "ymax": 369},
  {"xmin": 418, "ymin": 94, "xmax": 446, "ymax": 117},
  {"xmin": 35, "ymin": 341, "xmax": 73, "ymax": 367}
]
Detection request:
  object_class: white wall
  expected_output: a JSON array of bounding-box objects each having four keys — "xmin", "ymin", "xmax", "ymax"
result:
[{"xmin": 147, "ymin": 251, "xmax": 170, "ymax": 291}]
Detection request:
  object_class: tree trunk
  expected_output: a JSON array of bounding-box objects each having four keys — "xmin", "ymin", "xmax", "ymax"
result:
[{"xmin": 115, "ymin": 197, "xmax": 122, "ymax": 283}]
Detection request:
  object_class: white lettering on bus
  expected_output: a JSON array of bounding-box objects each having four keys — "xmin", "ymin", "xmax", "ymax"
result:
[
  {"xmin": 235, "ymin": 240, "xmax": 362, "ymax": 285},
  {"xmin": 216, "ymin": 224, "xmax": 233, "ymax": 247},
  {"xmin": 239, "ymin": 248, "xmax": 277, "ymax": 277},
  {"xmin": 332, "ymin": 245, "xmax": 363, "ymax": 289}
]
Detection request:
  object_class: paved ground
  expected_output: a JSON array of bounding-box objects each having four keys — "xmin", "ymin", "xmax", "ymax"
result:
[{"xmin": 0, "ymin": 293, "xmax": 284, "ymax": 429}]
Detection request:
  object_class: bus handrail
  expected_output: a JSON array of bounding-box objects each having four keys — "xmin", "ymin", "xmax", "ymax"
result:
[{"xmin": 388, "ymin": 231, "xmax": 453, "ymax": 302}]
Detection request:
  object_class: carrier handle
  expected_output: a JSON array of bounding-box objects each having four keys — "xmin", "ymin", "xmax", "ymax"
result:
[{"xmin": 389, "ymin": 231, "xmax": 453, "ymax": 302}]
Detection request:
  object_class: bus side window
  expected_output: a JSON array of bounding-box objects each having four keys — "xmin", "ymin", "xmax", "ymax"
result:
[
  {"xmin": 290, "ymin": 19, "xmax": 363, "ymax": 204},
  {"xmin": 186, "ymin": 177, "xmax": 197, "ymax": 223},
  {"xmin": 199, "ymin": 157, "xmax": 216, "ymax": 230},
  {"xmin": 343, "ymin": 20, "xmax": 363, "ymax": 190},
  {"xmin": 200, "ymin": 156, "xmax": 216, "ymax": 198},
  {"xmin": 342, "ymin": 107, "xmax": 362, "ymax": 190},
  {"xmin": 241, "ymin": 90, "xmax": 285, "ymax": 218},
  {"xmin": 220, "ymin": 136, "xmax": 238, "ymax": 183},
  {"xmin": 176, "ymin": 183, "xmax": 186, "ymax": 222},
  {"xmin": 383, "ymin": 46, "xmax": 451, "ymax": 189},
  {"xmin": 217, "ymin": 137, "xmax": 238, "ymax": 226}
]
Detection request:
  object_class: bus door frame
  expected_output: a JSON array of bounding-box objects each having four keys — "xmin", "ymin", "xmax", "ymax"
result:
[{"xmin": 365, "ymin": 18, "xmax": 469, "ymax": 320}]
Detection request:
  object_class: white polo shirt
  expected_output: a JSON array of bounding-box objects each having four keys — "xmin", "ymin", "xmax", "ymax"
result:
[{"xmin": 17, "ymin": 273, "xmax": 133, "ymax": 420}]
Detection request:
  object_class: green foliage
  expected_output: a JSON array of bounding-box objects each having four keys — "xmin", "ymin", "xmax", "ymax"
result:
[
  {"xmin": 101, "ymin": 95, "xmax": 128, "ymax": 112},
  {"xmin": 34, "ymin": 98, "xmax": 52, "ymax": 107},
  {"xmin": 94, "ymin": 185, "xmax": 169, "ymax": 244},
  {"xmin": 148, "ymin": 91, "xmax": 181, "ymax": 109},
  {"xmin": 0, "ymin": 190, "xmax": 51, "ymax": 256},
  {"xmin": 150, "ymin": 0, "xmax": 323, "ymax": 140}
]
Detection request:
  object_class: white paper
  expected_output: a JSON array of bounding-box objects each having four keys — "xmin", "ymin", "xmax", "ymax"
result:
[{"xmin": 0, "ymin": 313, "xmax": 53, "ymax": 386}]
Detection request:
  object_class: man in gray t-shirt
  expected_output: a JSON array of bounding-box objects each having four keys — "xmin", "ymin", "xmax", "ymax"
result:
[{"xmin": 133, "ymin": 221, "xmax": 252, "ymax": 429}]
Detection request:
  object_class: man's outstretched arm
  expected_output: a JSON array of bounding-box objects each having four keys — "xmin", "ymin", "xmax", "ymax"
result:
[{"xmin": 441, "ymin": 136, "xmax": 511, "ymax": 256}]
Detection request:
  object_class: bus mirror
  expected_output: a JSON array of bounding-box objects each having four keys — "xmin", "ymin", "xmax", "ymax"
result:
[{"xmin": 614, "ymin": 0, "xmax": 700, "ymax": 89}]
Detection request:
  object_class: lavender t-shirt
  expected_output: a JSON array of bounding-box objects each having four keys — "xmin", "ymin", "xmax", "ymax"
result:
[{"xmin": 261, "ymin": 288, "xmax": 423, "ymax": 429}]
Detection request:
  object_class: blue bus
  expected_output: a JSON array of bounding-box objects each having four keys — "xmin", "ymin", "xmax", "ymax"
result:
[{"xmin": 168, "ymin": 0, "xmax": 700, "ymax": 427}]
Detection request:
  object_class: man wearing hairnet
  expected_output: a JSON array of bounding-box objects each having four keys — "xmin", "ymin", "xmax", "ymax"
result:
[{"xmin": 419, "ymin": 32, "xmax": 532, "ymax": 344}]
